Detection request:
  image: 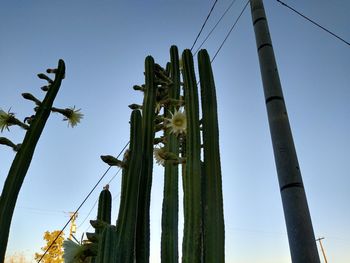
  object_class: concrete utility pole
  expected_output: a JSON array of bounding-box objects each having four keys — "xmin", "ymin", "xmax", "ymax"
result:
[
  {"xmin": 249, "ymin": 0, "xmax": 320, "ymax": 262},
  {"xmin": 316, "ymin": 237, "xmax": 328, "ymax": 263}
]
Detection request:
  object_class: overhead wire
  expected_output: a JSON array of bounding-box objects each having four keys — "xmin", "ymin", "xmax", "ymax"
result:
[
  {"xmin": 77, "ymin": 167, "xmax": 123, "ymax": 230},
  {"xmin": 211, "ymin": 0, "xmax": 249, "ymax": 63},
  {"xmin": 190, "ymin": 0, "xmax": 219, "ymax": 51},
  {"xmin": 193, "ymin": 0, "xmax": 238, "ymax": 56},
  {"xmin": 37, "ymin": 141, "xmax": 129, "ymax": 263},
  {"xmin": 276, "ymin": 0, "xmax": 350, "ymax": 46}
]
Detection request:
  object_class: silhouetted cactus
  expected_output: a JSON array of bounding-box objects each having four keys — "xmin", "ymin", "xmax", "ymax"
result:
[
  {"xmin": 161, "ymin": 45, "xmax": 181, "ymax": 263},
  {"xmin": 89, "ymin": 46, "xmax": 224, "ymax": 263},
  {"xmin": 0, "ymin": 60, "xmax": 83, "ymax": 262},
  {"xmin": 198, "ymin": 49, "xmax": 225, "ymax": 263},
  {"xmin": 181, "ymin": 49, "xmax": 203, "ymax": 263}
]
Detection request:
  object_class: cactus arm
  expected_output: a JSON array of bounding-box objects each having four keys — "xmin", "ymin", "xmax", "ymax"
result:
[
  {"xmin": 0, "ymin": 59, "xmax": 65, "ymax": 263},
  {"xmin": 135, "ymin": 56, "xmax": 157, "ymax": 263},
  {"xmin": 96, "ymin": 188, "xmax": 112, "ymax": 230},
  {"xmin": 198, "ymin": 49, "xmax": 225, "ymax": 262},
  {"xmin": 181, "ymin": 49, "xmax": 202, "ymax": 263},
  {"xmin": 161, "ymin": 45, "xmax": 181, "ymax": 263},
  {"xmin": 115, "ymin": 110, "xmax": 142, "ymax": 263}
]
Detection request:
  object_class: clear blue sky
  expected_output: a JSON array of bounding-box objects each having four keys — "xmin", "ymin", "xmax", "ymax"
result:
[{"xmin": 1, "ymin": 0, "xmax": 349, "ymax": 262}]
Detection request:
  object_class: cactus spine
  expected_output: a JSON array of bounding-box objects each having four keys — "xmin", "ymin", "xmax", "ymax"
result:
[
  {"xmin": 161, "ymin": 46, "xmax": 181, "ymax": 263},
  {"xmin": 198, "ymin": 49, "xmax": 225, "ymax": 262},
  {"xmin": 115, "ymin": 110, "xmax": 142, "ymax": 263},
  {"xmin": 135, "ymin": 56, "xmax": 157, "ymax": 263},
  {"xmin": 181, "ymin": 49, "xmax": 202, "ymax": 263},
  {"xmin": 0, "ymin": 60, "xmax": 66, "ymax": 263}
]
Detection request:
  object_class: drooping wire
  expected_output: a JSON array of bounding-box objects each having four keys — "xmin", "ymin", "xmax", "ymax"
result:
[
  {"xmin": 77, "ymin": 167, "xmax": 123, "ymax": 230},
  {"xmin": 191, "ymin": 0, "xmax": 219, "ymax": 51},
  {"xmin": 37, "ymin": 141, "xmax": 130, "ymax": 263},
  {"xmin": 211, "ymin": 0, "xmax": 249, "ymax": 63},
  {"xmin": 276, "ymin": 0, "xmax": 350, "ymax": 46},
  {"xmin": 193, "ymin": 0, "xmax": 238, "ymax": 56}
]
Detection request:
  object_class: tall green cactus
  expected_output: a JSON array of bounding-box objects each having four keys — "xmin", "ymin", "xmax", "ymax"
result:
[
  {"xmin": 161, "ymin": 45, "xmax": 181, "ymax": 263},
  {"xmin": 88, "ymin": 46, "xmax": 225, "ymax": 263},
  {"xmin": 198, "ymin": 49, "xmax": 225, "ymax": 262},
  {"xmin": 97, "ymin": 185, "xmax": 112, "ymax": 227},
  {"xmin": 0, "ymin": 60, "xmax": 66, "ymax": 262},
  {"xmin": 135, "ymin": 56, "xmax": 157, "ymax": 263},
  {"xmin": 181, "ymin": 49, "xmax": 203, "ymax": 263},
  {"xmin": 88, "ymin": 185, "xmax": 112, "ymax": 263},
  {"xmin": 115, "ymin": 109, "xmax": 142, "ymax": 263}
]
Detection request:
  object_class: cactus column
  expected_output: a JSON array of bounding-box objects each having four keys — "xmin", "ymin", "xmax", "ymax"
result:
[
  {"xmin": 0, "ymin": 60, "xmax": 66, "ymax": 263},
  {"xmin": 198, "ymin": 49, "xmax": 225, "ymax": 263},
  {"xmin": 250, "ymin": 0, "xmax": 320, "ymax": 262},
  {"xmin": 161, "ymin": 46, "xmax": 181, "ymax": 263},
  {"xmin": 181, "ymin": 49, "xmax": 202, "ymax": 263}
]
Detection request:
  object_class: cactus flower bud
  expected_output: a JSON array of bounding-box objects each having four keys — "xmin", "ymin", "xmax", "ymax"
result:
[
  {"xmin": 37, "ymin": 73, "xmax": 53, "ymax": 84},
  {"xmin": 46, "ymin": 68, "xmax": 57, "ymax": 74},
  {"xmin": 100, "ymin": 155, "xmax": 125, "ymax": 168},
  {"xmin": 22, "ymin": 93, "xmax": 41, "ymax": 105}
]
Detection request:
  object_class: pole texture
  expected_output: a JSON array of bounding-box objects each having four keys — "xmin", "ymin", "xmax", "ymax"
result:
[{"xmin": 249, "ymin": 0, "xmax": 320, "ymax": 262}]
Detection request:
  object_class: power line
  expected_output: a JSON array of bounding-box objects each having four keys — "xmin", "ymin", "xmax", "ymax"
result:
[
  {"xmin": 194, "ymin": 0, "xmax": 238, "ymax": 56},
  {"xmin": 77, "ymin": 167, "xmax": 123, "ymax": 230},
  {"xmin": 191, "ymin": 0, "xmax": 219, "ymax": 51},
  {"xmin": 37, "ymin": 141, "xmax": 129, "ymax": 263},
  {"xmin": 211, "ymin": 0, "xmax": 249, "ymax": 63},
  {"xmin": 276, "ymin": 0, "xmax": 350, "ymax": 46}
]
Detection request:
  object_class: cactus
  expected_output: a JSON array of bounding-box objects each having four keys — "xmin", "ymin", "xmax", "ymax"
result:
[
  {"xmin": 96, "ymin": 225, "xmax": 118, "ymax": 263},
  {"xmin": 161, "ymin": 45, "xmax": 181, "ymax": 263},
  {"xmin": 96, "ymin": 185, "xmax": 112, "ymax": 228},
  {"xmin": 115, "ymin": 110, "xmax": 142, "ymax": 263},
  {"xmin": 181, "ymin": 49, "xmax": 203, "ymax": 263},
  {"xmin": 198, "ymin": 49, "xmax": 225, "ymax": 262},
  {"xmin": 89, "ymin": 46, "xmax": 224, "ymax": 263},
  {"xmin": 88, "ymin": 185, "xmax": 112, "ymax": 263},
  {"xmin": 135, "ymin": 56, "xmax": 157, "ymax": 263},
  {"xmin": 0, "ymin": 60, "xmax": 67, "ymax": 262}
]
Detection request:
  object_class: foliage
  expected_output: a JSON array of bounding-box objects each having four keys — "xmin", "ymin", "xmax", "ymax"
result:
[
  {"xmin": 4, "ymin": 252, "xmax": 30, "ymax": 263},
  {"xmin": 34, "ymin": 230, "xmax": 64, "ymax": 263}
]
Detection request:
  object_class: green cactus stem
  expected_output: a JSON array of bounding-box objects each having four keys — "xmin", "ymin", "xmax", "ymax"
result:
[
  {"xmin": 115, "ymin": 110, "xmax": 142, "ymax": 263},
  {"xmin": 89, "ymin": 186, "xmax": 112, "ymax": 263},
  {"xmin": 96, "ymin": 225, "xmax": 118, "ymax": 263},
  {"xmin": 198, "ymin": 49, "xmax": 225, "ymax": 262},
  {"xmin": 181, "ymin": 49, "xmax": 202, "ymax": 263},
  {"xmin": 135, "ymin": 56, "xmax": 157, "ymax": 263},
  {"xmin": 0, "ymin": 59, "xmax": 66, "ymax": 263},
  {"xmin": 97, "ymin": 186, "xmax": 112, "ymax": 229},
  {"xmin": 161, "ymin": 45, "xmax": 181, "ymax": 263}
]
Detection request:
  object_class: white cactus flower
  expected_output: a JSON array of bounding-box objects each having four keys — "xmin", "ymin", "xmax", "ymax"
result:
[
  {"xmin": 154, "ymin": 146, "xmax": 166, "ymax": 166},
  {"xmin": 64, "ymin": 106, "xmax": 84, "ymax": 128},
  {"xmin": 0, "ymin": 109, "xmax": 14, "ymax": 132},
  {"xmin": 63, "ymin": 239, "xmax": 84, "ymax": 263},
  {"xmin": 165, "ymin": 108, "xmax": 186, "ymax": 135}
]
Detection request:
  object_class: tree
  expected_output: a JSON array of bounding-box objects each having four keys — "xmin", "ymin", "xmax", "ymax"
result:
[
  {"xmin": 5, "ymin": 252, "xmax": 29, "ymax": 263},
  {"xmin": 34, "ymin": 230, "xmax": 64, "ymax": 263}
]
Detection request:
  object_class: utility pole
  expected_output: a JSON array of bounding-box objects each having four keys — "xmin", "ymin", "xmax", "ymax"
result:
[
  {"xmin": 316, "ymin": 237, "xmax": 328, "ymax": 263},
  {"xmin": 249, "ymin": 0, "xmax": 320, "ymax": 262},
  {"xmin": 68, "ymin": 212, "xmax": 78, "ymax": 240}
]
